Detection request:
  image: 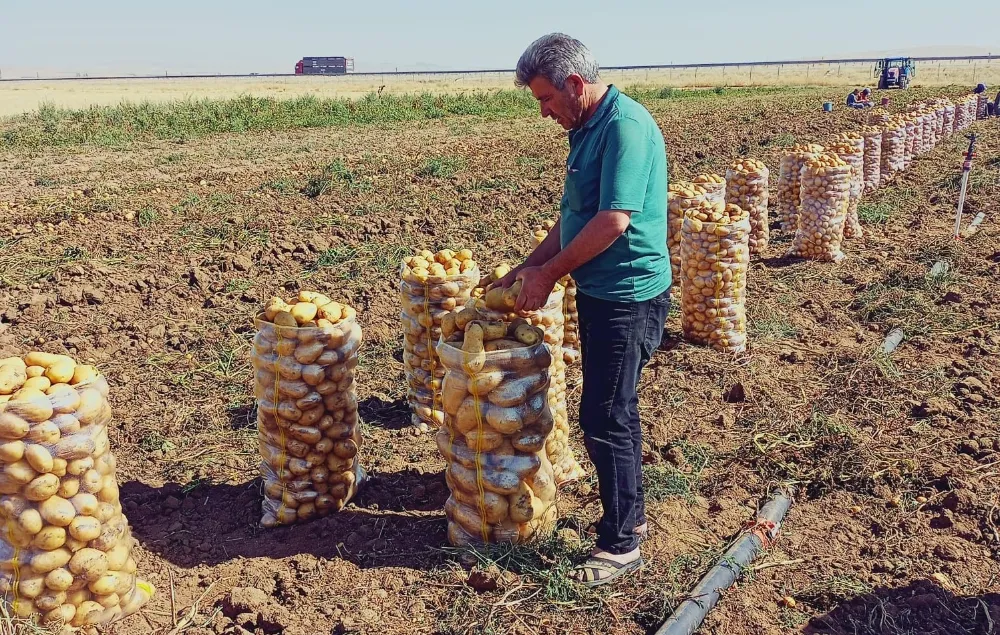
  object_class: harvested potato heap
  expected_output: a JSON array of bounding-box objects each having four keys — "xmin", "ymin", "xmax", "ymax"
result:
[
  {"xmin": 0, "ymin": 354, "xmax": 153, "ymax": 629},
  {"xmin": 253, "ymin": 293, "xmax": 364, "ymax": 528},
  {"xmin": 691, "ymin": 173, "xmax": 725, "ymax": 205},
  {"xmin": 680, "ymin": 200, "xmax": 750, "ymax": 353},
  {"xmin": 725, "ymin": 159, "xmax": 769, "ymax": 255},
  {"xmin": 880, "ymin": 118, "xmax": 906, "ymax": 180},
  {"xmin": 870, "ymin": 108, "xmax": 890, "ymax": 126},
  {"xmin": 435, "ymin": 318, "xmax": 558, "ymax": 546},
  {"xmin": 861, "ymin": 126, "xmax": 883, "ymax": 193},
  {"xmin": 400, "ymin": 250, "xmax": 480, "ymax": 432},
  {"xmin": 776, "ymin": 144, "xmax": 823, "ymax": 232},
  {"xmin": 471, "ymin": 281, "xmax": 586, "ymax": 485},
  {"xmin": 529, "ymin": 222, "xmax": 580, "ymax": 365},
  {"xmin": 828, "ymin": 137, "xmax": 864, "ymax": 239},
  {"xmin": 667, "ymin": 182, "xmax": 707, "ymax": 285},
  {"xmin": 791, "ymin": 153, "xmax": 852, "ymax": 263}
]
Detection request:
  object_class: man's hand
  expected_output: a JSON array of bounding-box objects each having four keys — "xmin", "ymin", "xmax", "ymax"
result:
[
  {"xmin": 486, "ymin": 265, "xmax": 522, "ymax": 292},
  {"xmin": 514, "ymin": 266, "xmax": 557, "ymax": 313}
]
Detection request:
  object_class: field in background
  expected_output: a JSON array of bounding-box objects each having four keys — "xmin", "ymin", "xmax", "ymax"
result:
[
  {"xmin": 3, "ymin": 58, "xmax": 1000, "ymax": 117},
  {"xmin": 1, "ymin": 85, "xmax": 999, "ymax": 635}
]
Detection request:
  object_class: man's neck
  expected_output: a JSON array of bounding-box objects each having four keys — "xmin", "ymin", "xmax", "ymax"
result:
[{"xmin": 579, "ymin": 84, "xmax": 611, "ymax": 127}]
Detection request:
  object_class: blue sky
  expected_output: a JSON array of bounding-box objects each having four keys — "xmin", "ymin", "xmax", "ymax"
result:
[{"xmin": 2, "ymin": 0, "xmax": 999, "ymax": 76}]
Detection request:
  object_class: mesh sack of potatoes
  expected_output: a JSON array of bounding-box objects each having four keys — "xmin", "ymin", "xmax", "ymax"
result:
[
  {"xmin": 977, "ymin": 93, "xmax": 989, "ymax": 120},
  {"xmin": 400, "ymin": 250, "xmax": 480, "ymax": 432},
  {"xmin": 880, "ymin": 119, "xmax": 906, "ymax": 180},
  {"xmin": 691, "ymin": 173, "xmax": 726, "ymax": 205},
  {"xmin": 870, "ymin": 108, "xmax": 890, "ymax": 126},
  {"xmin": 942, "ymin": 102, "xmax": 955, "ymax": 137},
  {"xmin": 725, "ymin": 159, "xmax": 769, "ymax": 255},
  {"xmin": 668, "ymin": 182, "xmax": 707, "ymax": 286},
  {"xmin": 861, "ymin": 126, "xmax": 883, "ymax": 193},
  {"xmin": 468, "ymin": 282, "xmax": 586, "ymax": 485},
  {"xmin": 0, "ymin": 353, "xmax": 154, "ymax": 629},
  {"xmin": 921, "ymin": 111, "xmax": 936, "ymax": 154},
  {"xmin": 967, "ymin": 95, "xmax": 980, "ymax": 127},
  {"xmin": 829, "ymin": 136, "xmax": 864, "ymax": 239},
  {"xmin": 902, "ymin": 118, "xmax": 916, "ymax": 169},
  {"xmin": 435, "ymin": 319, "xmax": 558, "ymax": 546},
  {"xmin": 776, "ymin": 144, "xmax": 823, "ymax": 232},
  {"xmin": 955, "ymin": 95, "xmax": 976, "ymax": 132},
  {"xmin": 934, "ymin": 103, "xmax": 947, "ymax": 139},
  {"xmin": 679, "ymin": 201, "xmax": 750, "ymax": 353},
  {"xmin": 790, "ymin": 153, "xmax": 852, "ymax": 263},
  {"xmin": 529, "ymin": 222, "xmax": 580, "ymax": 366},
  {"xmin": 253, "ymin": 293, "xmax": 365, "ymax": 528}
]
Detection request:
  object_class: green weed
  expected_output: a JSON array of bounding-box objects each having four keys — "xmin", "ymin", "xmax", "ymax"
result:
[
  {"xmin": 417, "ymin": 156, "xmax": 465, "ymax": 179},
  {"xmin": 136, "ymin": 207, "xmax": 159, "ymax": 227}
]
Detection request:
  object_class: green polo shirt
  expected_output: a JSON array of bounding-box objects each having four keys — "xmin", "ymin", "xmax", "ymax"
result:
[{"xmin": 559, "ymin": 85, "xmax": 670, "ymax": 302}]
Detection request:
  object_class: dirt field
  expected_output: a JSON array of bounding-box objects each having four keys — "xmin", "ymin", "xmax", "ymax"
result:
[
  {"xmin": 1, "ymin": 86, "xmax": 999, "ymax": 635},
  {"xmin": 3, "ymin": 58, "xmax": 1000, "ymax": 117}
]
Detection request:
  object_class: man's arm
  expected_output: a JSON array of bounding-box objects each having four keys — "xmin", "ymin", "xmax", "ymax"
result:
[
  {"xmin": 513, "ymin": 211, "xmax": 629, "ymax": 312},
  {"xmin": 511, "ymin": 116, "xmax": 656, "ymax": 312}
]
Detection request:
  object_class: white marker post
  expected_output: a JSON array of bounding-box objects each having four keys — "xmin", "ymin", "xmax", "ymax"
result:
[{"xmin": 954, "ymin": 134, "xmax": 977, "ymax": 240}]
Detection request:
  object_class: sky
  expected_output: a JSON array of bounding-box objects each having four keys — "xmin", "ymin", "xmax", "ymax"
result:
[{"xmin": 2, "ymin": 0, "xmax": 999, "ymax": 77}]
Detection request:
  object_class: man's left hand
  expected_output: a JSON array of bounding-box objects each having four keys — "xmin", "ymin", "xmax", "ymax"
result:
[{"xmin": 514, "ymin": 266, "xmax": 558, "ymax": 313}]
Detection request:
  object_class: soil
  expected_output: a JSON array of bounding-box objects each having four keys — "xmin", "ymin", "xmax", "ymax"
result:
[{"xmin": 0, "ymin": 86, "xmax": 998, "ymax": 635}]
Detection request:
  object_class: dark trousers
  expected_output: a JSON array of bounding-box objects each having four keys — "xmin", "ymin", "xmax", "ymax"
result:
[{"xmin": 577, "ymin": 288, "xmax": 670, "ymax": 554}]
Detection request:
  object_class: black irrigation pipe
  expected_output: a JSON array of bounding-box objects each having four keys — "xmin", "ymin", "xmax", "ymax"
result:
[
  {"xmin": 1, "ymin": 55, "xmax": 998, "ymax": 83},
  {"xmin": 654, "ymin": 489, "xmax": 793, "ymax": 635}
]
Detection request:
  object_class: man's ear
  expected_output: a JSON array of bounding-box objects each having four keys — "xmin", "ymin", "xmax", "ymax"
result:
[{"xmin": 565, "ymin": 74, "xmax": 585, "ymax": 96}]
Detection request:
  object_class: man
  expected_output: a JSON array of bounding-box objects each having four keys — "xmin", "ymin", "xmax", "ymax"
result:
[
  {"xmin": 859, "ymin": 88, "xmax": 872, "ymax": 106},
  {"xmin": 493, "ymin": 33, "xmax": 671, "ymax": 586}
]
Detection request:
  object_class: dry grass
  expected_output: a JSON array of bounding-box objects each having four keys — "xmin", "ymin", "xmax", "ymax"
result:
[{"xmin": 3, "ymin": 58, "xmax": 1000, "ymax": 117}]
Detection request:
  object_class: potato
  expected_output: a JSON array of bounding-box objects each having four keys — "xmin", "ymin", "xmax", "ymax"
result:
[
  {"xmin": 23, "ymin": 375, "xmax": 52, "ymax": 392},
  {"xmin": 45, "ymin": 359, "xmax": 76, "ymax": 384},
  {"xmin": 25, "ymin": 473, "xmax": 61, "ymax": 501},
  {"xmin": 70, "ymin": 493, "xmax": 99, "ymax": 516},
  {"xmin": 0, "ymin": 412, "xmax": 30, "ymax": 439},
  {"xmin": 0, "ymin": 440, "xmax": 25, "ymax": 462},
  {"xmin": 74, "ymin": 388, "xmax": 104, "ymax": 425},
  {"xmin": 27, "ymin": 420, "xmax": 60, "ymax": 444},
  {"xmin": 72, "ymin": 600, "xmax": 105, "ymax": 627},
  {"xmin": 69, "ymin": 516, "xmax": 102, "ymax": 542},
  {"xmin": 30, "ymin": 547, "xmax": 73, "ymax": 574},
  {"xmin": 32, "ymin": 526, "xmax": 67, "ymax": 551},
  {"xmin": 40, "ymin": 496, "xmax": 76, "ymax": 527},
  {"xmin": 36, "ymin": 590, "xmax": 68, "ymax": 612},
  {"xmin": 69, "ymin": 548, "xmax": 109, "ymax": 581},
  {"xmin": 5, "ymin": 459, "xmax": 37, "ymax": 485},
  {"xmin": 71, "ymin": 365, "xmax": 100, "ymax": 386},
  {"xmin": 24, "ymin": 443, "xmax": 54, "ymax": 473},
  {"xmin": 67, "ymin": 457, "xmax": 94, "ymax": 476},
  {"xmin": 45, "ymin": 567, "xmax": 75, "ymax": 592}
]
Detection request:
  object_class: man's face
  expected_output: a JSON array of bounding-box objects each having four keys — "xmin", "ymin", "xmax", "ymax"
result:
[{"xmin": 528, "ymin": 76, "xmax": 584, "ymax": 131}]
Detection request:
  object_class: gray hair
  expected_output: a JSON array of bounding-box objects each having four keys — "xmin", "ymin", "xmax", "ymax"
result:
[{"xmin": 515, "ymin": 33, "xmax": 600, "ymax": 89}]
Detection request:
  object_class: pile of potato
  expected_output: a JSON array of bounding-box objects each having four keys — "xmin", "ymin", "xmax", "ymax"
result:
[
  {"xmin": 861, "ymin": 126, "xmax": 883, "ymax": 193},
  {"xmin": 776, "ymin": 144, "xmax": 823, "ymax": 232},
  {"xmin": 725, "ymin": 159, "xmax": 769, "ymax": 255},
  {"xmin": 691, "ymin": 173, "xmax": 725, "ymax": 205},
  {"xmin": 529, "ymin": 222, "xmax": 580, "ymax": 366},
  {"xmin": 791, "ymin": 153, "xmax": 852, "ymax": 263},
  {"xmin": 0, "ymin": 353, "xmax": 152, "ymax": 629},
  {"xmin": 470, "ymin": 281, "xmax": 585, "ymax": 485},
  {"xmin": 400, "ymin": 249, "xmax": 480, "ymax": 432},
  {"xmin": 870, "ymin": 108, "xmax": 890, "ymax": 126},
  {"xmin": 435, "ymin": 317, "xmax": 558, "ymax": 545},
  {"xmin": 667, "ymin": 182, "xmax": 707, "ymax": 286},
  {"xmin": 828, "ymin": 136, "xmax": 864, "ymax": 239},
  {"xmin": 253, "ymin": 292, "xmax": 364, "ymax": 527},
  {"xmin": 880, "ymin": 119, "xmax": 906, "ymax": 179},
  {"xmin": 679, "ymin": 200, "xmax": 750, "ymax": 353}
]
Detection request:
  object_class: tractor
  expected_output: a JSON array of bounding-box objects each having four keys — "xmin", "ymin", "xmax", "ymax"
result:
[{"xmin": 875, "ymin": 58, "xmax": 916, "ymax": 89}]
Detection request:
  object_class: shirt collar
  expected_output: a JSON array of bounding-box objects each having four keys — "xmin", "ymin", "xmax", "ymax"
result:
[{"xmin": 578, "ymin": 85, "xmax": 619, "ymax": 132}]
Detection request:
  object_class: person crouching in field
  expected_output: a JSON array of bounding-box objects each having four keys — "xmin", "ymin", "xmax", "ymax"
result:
[{"xmin": 491, "ymin": 33, "xmax": 671, "ymax": 586}]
